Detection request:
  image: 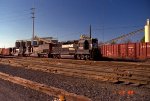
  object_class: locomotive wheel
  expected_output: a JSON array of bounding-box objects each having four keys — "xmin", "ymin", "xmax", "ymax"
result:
[
  {"xmin": 54, "ymin": 55, "xmax": 57, "ymax": 58},
  {"xmin": 87, "ymin": 55, "xmax": 90, "ymax": 60},
  {"xmin": 51, "ymin": 55, "xmax": 54, "ymax": 58},
  {"xmin": 81, "ymin": 55, "xmax": 85, "ymax": 60},
  {"xmin": 57, "ymin": 55, "xmax": 61, "ymax": 59},
  {"xmin": 85, "ymin": 55, "xmax": 90, "ymax": 60},
  {"xmin": 77, "ymin": 54, "xmax": 81, "ymax": 60},
  {"xmin": 38, "ymin": 53, "xmax": 40, "ymax": 57},
  {"xmin": 74, "ymin": 55, "xmax": 77, "ymax": 59},
  {"xmin": 84, "ymin": 55, "xmax": 87, "ymax": 60}
]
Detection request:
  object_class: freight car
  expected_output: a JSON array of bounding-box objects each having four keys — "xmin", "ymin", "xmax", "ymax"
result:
[
  {"xmin": 15, "ymin": 40, "xmax": 32, "ymax": 56},
  {"xmin": 0, "ymin": 47, "xmax": 16, "ymax": 56},
  {"xmin": 100, "ymin": 42, "xmax": 150, "ymax": 60},
  {"xmin": 51, "ymin": 35, "xmax": 100, "ymax": 60}
]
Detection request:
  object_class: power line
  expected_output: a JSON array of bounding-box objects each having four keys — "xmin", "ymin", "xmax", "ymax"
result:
[
  {"xmin": 94, "ymin": 25, "xmax": 143, "ymax": 30},
  {"xmin": 0, "ymin": 14, "xmax": 30, "ymax": 22},
  {"xmin": 0, "ymin": 10, "xmax": 32, "ymax": 23},
  {"xmin": 103, "ymin": 28, "xmax": 144, "ymax": 44},
  {"xmin": 0, "ymin": 17, "xmax": 30, "ymax": 24},
  {"xmin": 0, "ymin": 9, "xmax": 31, "ymax": 19}
]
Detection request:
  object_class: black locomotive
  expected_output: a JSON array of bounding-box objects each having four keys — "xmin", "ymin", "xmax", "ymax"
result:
[{"xmin": 50, "ymin": 35, "xmax": 100, "ymax": 60}]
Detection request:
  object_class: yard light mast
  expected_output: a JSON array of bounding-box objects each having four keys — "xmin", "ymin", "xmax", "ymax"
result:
[
  {"xmin": 90, "ymin": 24, "xmax": 92, "ymax": 38},
  {"xmin": 31, "ymin": 8, "xmax": 35, "ymax": 46}
]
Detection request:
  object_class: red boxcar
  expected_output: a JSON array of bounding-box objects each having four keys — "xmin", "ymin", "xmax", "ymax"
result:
[
  {"xmin": 1, "ymin": 48, "xmax": 12, "ymax": 56},
  {"xmin": 113, "ymin": 44, "xmax": 119, "ymax": 58},
  {"xmin": 119, "ymin": 44, "xmax": 127, "ymax": 58},
  {"xmin": 127, "ymin": 43, "xmax": 136, "ymax": 59},
  {"xmin": 100, "ymin": 42, "xmax": 150, "ymax": 60},
  {"xmin": 0, "ymin": 48, "xmax": 2, "ymax": 55},
  {"xmin": 147, "ymin": 43, "xmax": 150, "ymax": 58}
]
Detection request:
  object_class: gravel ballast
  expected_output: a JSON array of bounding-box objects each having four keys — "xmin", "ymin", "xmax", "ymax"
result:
[
  {"xmin": 0, "ymin": 78, "xmax": 54, "ymax": 101},
  {"xmin": 0, "ymin": 64, "xmax": 150, "ymax": 101}
]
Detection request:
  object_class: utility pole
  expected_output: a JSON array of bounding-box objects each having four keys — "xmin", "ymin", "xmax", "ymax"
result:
[
  {"xmin": 89, "ymin": 24, "xmax": 92, "ymax": 38},
  {"xmin": 31, "ymin": 8, "xmax": 35, "ymax": 46}
]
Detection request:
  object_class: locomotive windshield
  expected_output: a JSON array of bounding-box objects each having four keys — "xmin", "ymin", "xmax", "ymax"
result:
[
  {"xmin": 92, "ymin": 39, "xmax": 98, "ymax": 48},
  {"xmin": 84, "ymin": 40, "xmax": 89, "ymax": 49}
]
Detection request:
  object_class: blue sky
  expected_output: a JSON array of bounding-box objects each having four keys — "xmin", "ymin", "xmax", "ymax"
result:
[{"xmin": 0, "ymin": 0, "xmax": 149, "ymax": 48}]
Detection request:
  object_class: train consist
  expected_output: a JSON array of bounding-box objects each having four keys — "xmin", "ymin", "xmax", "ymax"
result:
[
  {"xmin": 0, "ymin": 19, "xmax": 150, "ymax": 60},
  {"xmin": 0, "ymin": 35, "xmax": 150, "ymax": 60},
  {"xmin": 0, "ymin": 35, "xmax": 100, "ymax": 60},
  {"xmin": 0, "ymin": 36, "xmax": 150, "ymax": 61},
  {"xmin": 1, "ymin": 19, "xmax": 150, "ymax": 61}
]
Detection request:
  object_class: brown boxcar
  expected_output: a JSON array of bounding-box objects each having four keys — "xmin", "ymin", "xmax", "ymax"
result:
[
  {"xmin": 140, "ymin": 43, "xmax": 145, "ymax": 59},
  {"xmin": 147, "ymin": 42, "xmax": 150, "ymax": 58},
  {"xmin": 119, "ymin": 44, "xmax": 127, "ymax": 58},
  {"xmin": 127, "ymin": 43, "xmax": 136, "ymax": 59},
  {"xmin": 0, "ymin": 48, "xmax": 2, "ymax": 55},
  {"xmin": 100, "ymin": 42, "xmax": 150, "ymax": 60},
  {"xmin": 1, "ymin": 48, "xmax": 11, "ymax": 56},
  {"xmin": 113, "ymin": 44, "xmax": 119, "ymax": 58},
  {"xmin": 136, "ymin": 42, "xmax": 150, "ymax": 59}
]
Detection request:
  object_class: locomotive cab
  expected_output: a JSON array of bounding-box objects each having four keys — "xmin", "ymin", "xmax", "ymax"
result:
[
  {"xmin": 91, "ymin": 38, "xmax": 98, "ymax": 49},
  {"xmin": 90, "ymin": 38, "xmax": 100, "ymax": 60},
  {"xmin": 76, "ymin": 35, "xmax": 99, "ymax": 60}
]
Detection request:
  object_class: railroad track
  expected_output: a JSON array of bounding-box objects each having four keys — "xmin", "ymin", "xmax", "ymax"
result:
[
  {"xmin": 5, "ymin": 57, "xmax": 150, "ymax": 74},
  {"xmin": 7, "ymin": 60, "xmax": 150, "ymax": 84},
  {"xmin": 7, "ymin": 57, "xmax": 150, "ymax": 77},
  {"xmin": 0, "ymin": 72, "xmax": 91, "ymax": 101},
  {"xmin": 0, "ymin": 57, "xmax": 150, "ymax": 88}
]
